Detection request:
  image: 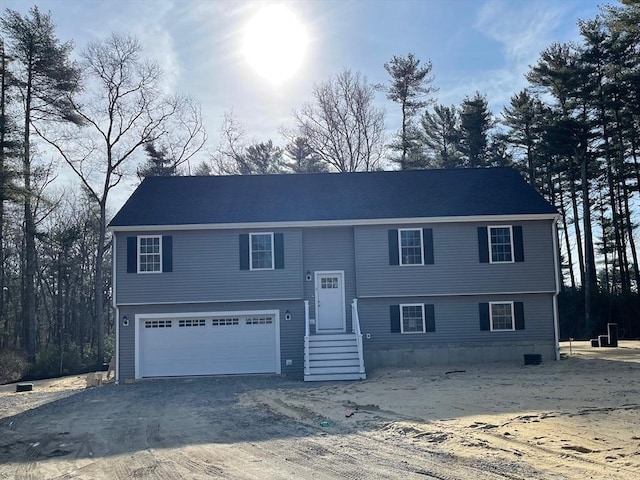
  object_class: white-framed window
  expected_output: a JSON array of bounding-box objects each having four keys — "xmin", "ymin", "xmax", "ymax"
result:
[
  {"xmin": 399, "ymin": 229, "xmax": 423, "ymax": 265},
  {"xmin": 488, "ymin": 226, "xmax": 514, "ymax": 263},
  {"xmin": 250, "ymin": 233, "xmax": 274, "ymax": 270},
  {"xmin": 490, "ymin": 302, "xmax": 515, "ymax": 331},
  {"xmin": 400, "ymin": 304, "xmax": 426, "ymax": 333},
  {"xmin": 138, "ymin": 236, "xmax": 162, "ymax": 273}
]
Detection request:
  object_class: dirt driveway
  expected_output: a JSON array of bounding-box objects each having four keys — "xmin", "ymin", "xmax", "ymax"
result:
[{"xmin": 1, "ymin": 342, "xmax": 639, "ymax": 479}]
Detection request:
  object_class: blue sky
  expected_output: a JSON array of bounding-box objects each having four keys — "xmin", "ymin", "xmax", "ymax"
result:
[{"xmin": 4, "ymin": 0, "xmax": 609, "ymax": 170}]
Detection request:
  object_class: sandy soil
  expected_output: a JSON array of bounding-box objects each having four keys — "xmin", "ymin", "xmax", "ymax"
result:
[{"xmin": 0, "ymin": 341, "xmax": 638, "ymax": 479}]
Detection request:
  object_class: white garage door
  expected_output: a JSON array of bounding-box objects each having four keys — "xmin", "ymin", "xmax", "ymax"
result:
[{"xmin": 138, "ymin": 312, "xmax": 279, "ymax": 378}]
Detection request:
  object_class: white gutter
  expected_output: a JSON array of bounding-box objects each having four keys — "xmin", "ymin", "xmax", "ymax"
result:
[{"xmin": 551, "ymin": 219, "xmax": 561, "ymax": 361}]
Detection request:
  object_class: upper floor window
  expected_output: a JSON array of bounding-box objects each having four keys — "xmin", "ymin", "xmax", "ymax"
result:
[
  {"xmin": 126, "ymin": 235, "xmax": 172, "ymax": 274},
  {"xmin": 239, "ymin": 233, "xmax": 284, "ymax": 271},
  {"xmin": 478, "ymin": 225, "xmax": 524, "ymax": 264},
  {"xmin": 399, "ymin": 229, "xmax": 423, "ymax": 265},
  {"xmin": 489, "ymin": 226, "xmax": 513, "ymax": 263},
  {"xmin": 250, "ymin": 233, "xmax": 274, "ymax": 270},
  {"xmin": 388, "ymin": 228, "xmax": 433, "ymax": 266},
  {"xmin": 138, "ymin": 236, "xmax": 162, "ymax": 273}
]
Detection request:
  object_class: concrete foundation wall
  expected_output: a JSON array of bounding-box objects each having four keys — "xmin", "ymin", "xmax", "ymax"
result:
[{"xmin": 364, "ymin": 342, "xmax": 556, "ymax": 369}]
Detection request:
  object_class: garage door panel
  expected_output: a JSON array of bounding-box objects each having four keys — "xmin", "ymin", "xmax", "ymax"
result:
[{"xmin": 139, "ymin": 313, "xmax": 278, "ymax": 378}]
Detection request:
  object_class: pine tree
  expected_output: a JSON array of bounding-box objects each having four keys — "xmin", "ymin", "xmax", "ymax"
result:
[
  {"xmin": 421, "ymin": 104, "xmax": 462, "ymax": 168},
  {"xmin": 284, "ymin": 137, "xmax": 328, "ymax": 173},
  {"xmin": 137, "ymin": 142, "xmax": 177, "ymax": 179},
  {"xmin": 459, "ymin": 92, "xmax": 493, "ymax": 168},
  {"xmin": 380, "ymin": 53, "xmax": 436, "ymax": 169},
  {"xmin": 1, "ymin": 7, "xmax": 81, "ymax": 362}
]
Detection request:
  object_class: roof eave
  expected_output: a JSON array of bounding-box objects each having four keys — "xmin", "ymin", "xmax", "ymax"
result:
[{"xmin": 108, "ymin": 212, "xmax": 560, "ymax": 232}]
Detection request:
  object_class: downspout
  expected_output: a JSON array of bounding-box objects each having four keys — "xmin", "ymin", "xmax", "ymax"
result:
[
  {"xmin": 551, "ymin": 217, "xmax": 561, "ymax": 361},
  {"xmin": 112, "ymin": 232, "xmax": 120, "ymax": 383}
]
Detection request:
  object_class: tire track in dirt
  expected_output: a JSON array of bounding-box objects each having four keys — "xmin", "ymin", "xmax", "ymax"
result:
[
  {"xmin": 235, "ymin": 399, "xmax": 532, "ymax": 480},
  {"xmin": 416, "ymin": 414, "xmax": 639, "ymax": 480}
]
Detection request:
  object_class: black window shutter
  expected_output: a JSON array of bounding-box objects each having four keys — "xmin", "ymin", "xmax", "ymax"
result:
[
  {"xmin": 162, "ymin": 236, "xmax": 173, "ymax": 272},
  {"xmin": 479, "ymin": 303, "xmax": 490, "ymax": 331},
  {"xmin": 239, "ymin": 234, "xmax": 249, "ymax": 270},
  {"xmin": 388, "ymin": 229, "xmax": 399, "ymax": 265},
  {"xmin": 514, "ymin": 302, "xmax": 525, "ymax": 330},
  {"xmin": 478, "ymin": 227, "xmax": 489, "ymax": 263},
  {"xmin": 127, "ymin": 237, "xmax": 137, "ymax": 273},
  {"xmin": 425, "ymin": 304, "xmax": 436, "ymax": 332},
  {"xmin": 274, "ymin": 233, "xmax": 285, "ymax": 269},
  {"xmin": 423, "ymin": 228, "xmax": 434, "ymax": 264},
  {"xmin": 513, "ymin": 226, "xmax": 524, "ymax": 262},
  {"xmin": 390, "ymin": 305, "xmax": 401, "ymax": 333}
]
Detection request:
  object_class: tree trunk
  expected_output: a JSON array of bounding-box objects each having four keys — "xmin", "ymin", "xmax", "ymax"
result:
[
  {"xmin": 558, "ymin": 188, "xmax": 576, "ymax": 289},
  {"xmin": 568, "ymin": 162, "xmax": 585, "ymax": 285},
  {"xmin": 23, "ymin": 64, "xmax": 37, "ymax": 363},
  {"xmin": 94, "ymin": 200, "xmax": 107, "ymax": 366},
  {"xmin": 581, "ymin": 153, "xmax": 597, "ymax": 337}
]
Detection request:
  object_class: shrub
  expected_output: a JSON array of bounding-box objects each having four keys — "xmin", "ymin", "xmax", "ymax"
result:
[{"xmin": 0, "ymin": 350, "xmax": 29, "ymax": 384}]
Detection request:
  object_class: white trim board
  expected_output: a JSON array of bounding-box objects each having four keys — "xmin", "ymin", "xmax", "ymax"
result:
[
  {"xmin": 109, "ymin": 213, "xmax": 559, "ymax": 232},
  {"xmin": 117, "ymin": 297, "xmax": 302, "ymax": 307},
  {"xmin": 358, "ymin": 290, "xmax": 556, "ymax": 299}
]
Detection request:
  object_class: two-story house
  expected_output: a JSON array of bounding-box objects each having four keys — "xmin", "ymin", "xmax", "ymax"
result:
[{"xmin": 109, "ymin": 167, "xmax": 560, "ymax": 382}]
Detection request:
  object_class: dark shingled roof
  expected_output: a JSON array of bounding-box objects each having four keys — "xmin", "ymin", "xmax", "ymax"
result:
[{"xmin": 109, "ymin": 167, "xmax": 557, "ymax": 227}]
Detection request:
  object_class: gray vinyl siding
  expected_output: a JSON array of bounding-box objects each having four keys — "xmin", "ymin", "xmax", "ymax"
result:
[
  {"xmin": 356, "ymin": 293, "xmax": 555, "ymax": 349},
  {"xmin": 302, "ymin": 227, "xmax": 356, "ymax": 331},
  {"xmin": 355, "ymin": 220, "xmax": 556, "ymax": 297},
  {"xmin": 117, "ymin": 300, "xmax": 305, "ymax": 381},
  {"xmin": 115, "ymin": 229, "xmax": 303, "ymax": 305}
]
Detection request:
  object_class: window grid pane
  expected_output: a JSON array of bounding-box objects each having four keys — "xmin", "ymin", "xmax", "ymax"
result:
[
  {"xmin": 491, "ymin": 303, "xmax": 514, "ymax": 330},
  {"xmin": 251, "ymin": 234, "xmax": 273, "ymax": 269},
  {"xmin": 139, "ymin": 237, "xmax": 161, "ymax": 272},
  {"xmin": 490, "ymin": 227, "xmax": 512, "ymax": 262},
  {"xmin": 400, "ymin": 230, "xmax": 422, "ymax": 265},
  {"xmin": 402, "ymin": 305, "xmax": 424, "ymax": 333}
]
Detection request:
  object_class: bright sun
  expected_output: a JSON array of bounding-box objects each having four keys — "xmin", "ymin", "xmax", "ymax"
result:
[{"xmin": 242, "ymin": 4, "xmax": 308, "ymax": 85}]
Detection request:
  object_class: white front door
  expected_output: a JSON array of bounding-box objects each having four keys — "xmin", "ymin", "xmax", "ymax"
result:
[{"xmin": 315, "ymin": 271, "xmax": 346, "ymax": 332}]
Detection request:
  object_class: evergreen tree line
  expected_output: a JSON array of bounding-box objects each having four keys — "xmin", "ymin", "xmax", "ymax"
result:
[{"xmin": 1, "ymin": 3, "xmax": 639, "ymax": 381}]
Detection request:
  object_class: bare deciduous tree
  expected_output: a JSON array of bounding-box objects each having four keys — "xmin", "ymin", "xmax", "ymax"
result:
[
  {"xmin": 212, "ymin": 112, "xmax": 285, "ymax": 175},
  {"xmin": 37, "ymin": 33, "xmax": 206, "ymax": 365},
  {"xmin": 290, "ymin": 69, "xmax": 385, "ymax": 172}
]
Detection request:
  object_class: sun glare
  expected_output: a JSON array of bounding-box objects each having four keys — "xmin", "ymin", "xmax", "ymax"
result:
[{"xmin": 242, "ymin": 4, "xmax": 308, "ymax": 85}]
